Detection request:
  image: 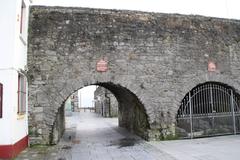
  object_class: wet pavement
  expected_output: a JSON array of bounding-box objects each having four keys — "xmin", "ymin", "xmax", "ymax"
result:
[{"xmin": 16, "ymin": 112, "xmax": 240, "ymax": 160}]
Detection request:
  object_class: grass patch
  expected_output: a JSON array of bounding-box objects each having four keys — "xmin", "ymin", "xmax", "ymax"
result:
[
  {"xmin": 29, "ymin": 144, "xmax": 51, "ymax": 154},
  {"xmin": 160, "ymin": 134, "xmax": 179, "ymax": 140}
]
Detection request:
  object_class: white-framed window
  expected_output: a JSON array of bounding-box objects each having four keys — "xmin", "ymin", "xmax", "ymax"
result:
[
  {"xmin": 19, "ymin": 0, "xmax": 27, "ymax": 45},
  {"xmin": 0, "ymin": 83, "xmax": 2, "ymax": 118},
  {"xmin": 18, "ymin": 74, "xmax": 26, "ymax": 114}
]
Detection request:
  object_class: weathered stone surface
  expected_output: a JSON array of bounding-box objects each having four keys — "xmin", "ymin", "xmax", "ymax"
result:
[
  {"xmin": 28, "ymin": 6, "xmax": 240, "ymax": 144},
  {"xmin": 94, "ymin": 86, "xmax": 118, "ymax": 117}
]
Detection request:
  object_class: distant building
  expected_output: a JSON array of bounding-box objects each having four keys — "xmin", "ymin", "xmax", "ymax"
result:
[
  {"xmin": 94, "ymin": 87, "xmax": 118, "ymax": 117},
  {"xmin": 0, "ymin": 0, "xmax": 31, "ymax": 158},
  {"xmin": 64, "ymin": 97, "xmax": 73, "ymax": 116},
  {"xmin": 71, "ymin": 91, "xmax": 79, "ymax": 111}
]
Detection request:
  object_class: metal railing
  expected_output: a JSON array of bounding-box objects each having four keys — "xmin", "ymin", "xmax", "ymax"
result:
[{"xmin": 176, "ymin": 82, "xmax": 240, "ymax": 138}]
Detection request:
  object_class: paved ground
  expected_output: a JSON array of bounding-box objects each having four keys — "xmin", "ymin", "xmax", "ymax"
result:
[
  {"xmin": 16, "ymin": 112, "xmax": 240, "ymax": 160},
  {"xmin": 151, "ymin": 135, "xmax": 240, "ymax": 160}
]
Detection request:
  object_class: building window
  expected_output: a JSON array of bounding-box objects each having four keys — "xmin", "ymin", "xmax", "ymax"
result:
[
  {"xmin": 0, "ymin": 83, "xmax": 2, "ymax": 118},
  {"xmin": 18, "ymin": 74, "xmax": 26, "ymax": 114},
  {"xmin": 20, "ymin": 0, "xmax": 26, "ymax": 35}
]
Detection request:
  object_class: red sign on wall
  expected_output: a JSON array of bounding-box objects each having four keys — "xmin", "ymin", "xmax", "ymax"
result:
[
  {"xmin": 208, "ymin": 61, "xmax": 216, "ymax": 72},
  {"xmin": 96, "ymin": 59, "xmax": 108, "ymax": 72}
]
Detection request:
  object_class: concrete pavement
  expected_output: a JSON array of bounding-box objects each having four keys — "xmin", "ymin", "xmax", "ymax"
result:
[
  {"xmin": 151, "ymin": 134, "xmax": 240, "ymax": 160},
  {"xmin": 61, "ymin": 112, "xmax": 176, "ymax": 160}
]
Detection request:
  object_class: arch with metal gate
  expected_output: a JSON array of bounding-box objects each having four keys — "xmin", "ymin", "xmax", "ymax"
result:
[{"xmin": 176, "ymin": 82, "xmax": 240, "ymax": 138}]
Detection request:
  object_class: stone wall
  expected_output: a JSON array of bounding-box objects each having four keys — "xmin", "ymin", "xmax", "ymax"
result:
[
  {"xmin": 108, "ymin": 91, "xmax": 118, "ymax": 117},
  {"xmin": 28, "ymin": 6, "xmax": 240, "ymax": 144},
  {"xmin": 94, "ymin": 86, "xmax": 118, "ymax": 117}
]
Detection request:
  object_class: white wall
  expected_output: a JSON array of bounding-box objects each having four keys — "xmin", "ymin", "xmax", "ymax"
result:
[
  {"xmin": 14, "ymin": 0, "xmax": 30, "ymax": 70},
  {"xmin": 0, "ymin": 0, "xmax": 16, "ymax": 69},
  {"xmin": 0, "ymin": 70, "xmax": 15, "ymax": 144},
  {"xmin": 0, "ymin": 0, "xmax": 30, "ymax": 145}
]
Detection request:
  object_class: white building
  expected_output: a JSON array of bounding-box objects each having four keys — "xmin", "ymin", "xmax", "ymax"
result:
[{"xmin": 0, "ymin": 0, "xmax": 31, "ymax": 158}]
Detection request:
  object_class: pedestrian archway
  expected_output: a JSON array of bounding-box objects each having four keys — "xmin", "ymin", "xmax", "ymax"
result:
[
  {"xmin": 45, "ymin": 83, "xmax": 150, "ymax": 144},
  {"xmin": 176, "ymin": 82, "xmax": 240, "ymax": 138}
]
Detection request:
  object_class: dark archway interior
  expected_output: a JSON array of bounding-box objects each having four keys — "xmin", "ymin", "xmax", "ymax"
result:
[{"xmin": 51, "ymin": 82, "xmax": 150, "ymax": 144}]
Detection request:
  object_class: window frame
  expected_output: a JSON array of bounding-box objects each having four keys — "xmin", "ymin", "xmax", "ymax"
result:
[
  {"xmin": 20, "ymin": 0, "xmax": 26, "ymax": 34},
  {"xmin": 17, "ymin": 74, "xmax": 26, "ymax": 114},
  {"xmin": 19, "ymin": 0, "xmax": 27, "ymax": 45},
  {"xmin": 0, "ymin": 83, "xmax": 2, "ymax": 118}
]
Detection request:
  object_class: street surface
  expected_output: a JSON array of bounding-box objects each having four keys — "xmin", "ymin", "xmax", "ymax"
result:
[
  {"xmin": 17, "ymin": 111, "xmax": 240, "ymax": 160},
  {"xmin": 58, "ymin": 112, "xmax": 175, "ymax": 160}
]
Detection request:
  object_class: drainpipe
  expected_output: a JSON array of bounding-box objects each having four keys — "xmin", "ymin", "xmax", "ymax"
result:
[{"xmin": 101, "ymin": 100, "xmax": 104, "ymax": 117}]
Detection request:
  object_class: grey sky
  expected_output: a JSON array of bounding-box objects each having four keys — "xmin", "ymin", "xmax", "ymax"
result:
[
  {"xmin": 32, "ymin": 0, "xmax": 240, "ymax": 19},
  {"xmin": 78, "ymin": 85, "xmax": 97, "ymax": 108}
]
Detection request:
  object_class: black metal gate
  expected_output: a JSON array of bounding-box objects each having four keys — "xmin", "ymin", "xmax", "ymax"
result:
[{"xmin": 176, "ymin": 82, "xmax": 240, "ymax": 138}]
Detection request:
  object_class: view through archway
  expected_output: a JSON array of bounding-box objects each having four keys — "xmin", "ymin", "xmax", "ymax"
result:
[
  {"xmin": 51, "ymin": 83, "xmax": 150, "ymax": 145},
  {"xmin": 45, "ymin": 83, "xmax": 154, "ymax": 159}
]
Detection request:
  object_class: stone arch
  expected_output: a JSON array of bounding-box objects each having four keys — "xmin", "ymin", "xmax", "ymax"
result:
[
  {"xmin": 174, "ymin": 73, "xmax": 240, "ymax": 119},
  {"xmin": 174, "ymin": 73, "xmax": 240, "ymax": 115},
  {"xmin": 171, "ymin": 73, "xmax": 240, "ymax": 138},
  {"xmin": 30, "ymin": 79, "xmax": 151, "ymax": 144},
  {"xmin": 175, "ymin": 80, "xmax": 240, "ymax": 138}
]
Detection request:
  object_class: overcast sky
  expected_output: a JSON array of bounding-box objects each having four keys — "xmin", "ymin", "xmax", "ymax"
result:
[
  {"xmin": 78, "ymin": 85, "xmax": 97, "ymax": 108},
  {"xmin": 32, "ymin": 0, "xmax": 240, "ymax": 19}
]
